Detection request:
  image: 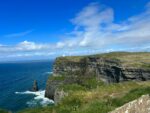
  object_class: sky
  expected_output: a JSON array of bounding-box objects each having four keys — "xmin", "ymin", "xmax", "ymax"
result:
[{"xmin": 0, "ymin": 0, "xmax": 150, "ymax": 61}]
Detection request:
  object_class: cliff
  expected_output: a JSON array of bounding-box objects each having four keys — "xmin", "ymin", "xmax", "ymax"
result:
[{"xmin": 45, "ymin": 52, "xmax": 150, "ymax": 100}]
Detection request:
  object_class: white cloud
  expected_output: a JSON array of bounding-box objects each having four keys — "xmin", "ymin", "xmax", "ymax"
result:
[
  {"xmin": 59, "ymin": 2, "xmax": 150, "ymax": 50},
  {"xmin": 4, "ymin": 30, "xmax": 33, "ymax": 38},
  {"xmin": 72, "ymin": 3, "xmax": 114, "ymax": 31},
  {"xmin": 0, "ymin": 41, "xmax": 50, "ymax": 53},
  {"xmin": 16, "ymin": 40, "xmax": 48, "ymax": 51},
  {"xmin": 0, "ymin": 2, "xmax": 150, "ymax": 61},
  {"xmin": 6, "ymin": 52, "xmax": 55, "ymax": 58},
  {"xmin": 56, "ymin": 42, "xmax": 65, "ymax": 48}
]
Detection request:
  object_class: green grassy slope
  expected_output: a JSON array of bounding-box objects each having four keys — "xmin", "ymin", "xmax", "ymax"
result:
[{"xmin": 19, "ymin": 80, "xmax": 150, "ymax": 113}]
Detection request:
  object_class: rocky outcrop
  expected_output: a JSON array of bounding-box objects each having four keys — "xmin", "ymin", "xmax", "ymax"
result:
[
  {"xmin": 45, "ymin": 52, "xmax": 150, "ymax": 101},
  {"xmin": 45, "ymin": 78, "xmax": 64, "ymax": 100},
  {"xmin": 54, "ymin": 89, "xmax": 68, "ymax": 105},
  {"xmin": 32, "ymin": 80, "xmax": 38, "ymax": 92},
  {"xmin": 109, "ymin": 94, "xmax": 150, "ymax": 113}
]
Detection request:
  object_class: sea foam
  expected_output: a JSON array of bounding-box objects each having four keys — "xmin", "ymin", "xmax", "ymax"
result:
[
  {"xmin": 15, "ymin": 90, "xmax": 54, "ymax": 107},
  {"xmin": 44, "ymin": 71, "xmax": 53, "ymax": 75}
]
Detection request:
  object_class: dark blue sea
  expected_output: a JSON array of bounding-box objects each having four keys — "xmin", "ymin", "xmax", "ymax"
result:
[{"xmin": 0, "ymin": 60, "xmax": 54, "ymax": 112}]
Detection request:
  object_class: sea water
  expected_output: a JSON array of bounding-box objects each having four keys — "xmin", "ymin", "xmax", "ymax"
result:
[{"xmin": 0, "ymin": 60, "xmax": 54, "ymax": 112}]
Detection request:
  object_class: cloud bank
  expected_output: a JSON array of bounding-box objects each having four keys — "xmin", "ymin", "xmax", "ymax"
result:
[
  {"xmin": 0, "ymin": 2, "xmax": 150, "ymax": 61},
  {"xmin": 58, "ymin": 2, "xmax": 150, "ymax": 49}
]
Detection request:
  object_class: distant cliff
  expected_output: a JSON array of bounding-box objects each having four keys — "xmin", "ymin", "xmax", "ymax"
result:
[{"xmin": 45, "ymin": 52, "xmax": 150, "ymax": 100}]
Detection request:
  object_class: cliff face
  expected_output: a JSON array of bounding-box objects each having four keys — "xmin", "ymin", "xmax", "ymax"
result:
[
  {"xmin": 53, "ymin": 56, "xmax": 150, "ymax": 83},
  {"xmin": 45, "ymin": 52, "xmax": 150, "ymax": 100}
]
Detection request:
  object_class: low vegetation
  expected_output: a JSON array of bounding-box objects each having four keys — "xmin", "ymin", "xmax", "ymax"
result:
[
  {"xmin": 19, "ymin": 80, "xmax": 150, "ymax": 113},
  {"xmin": 48, "ymin": 75, "xmax": 66, "ymax": 81},
  {"xmin": 55, "ymin": 52, "xmax": 150, "ymax": 69}
]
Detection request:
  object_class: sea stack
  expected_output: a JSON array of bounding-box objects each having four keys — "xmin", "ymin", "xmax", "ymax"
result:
[{"xmin": 32, "ymin": 80, "xmax": 38, "ymax": 91}]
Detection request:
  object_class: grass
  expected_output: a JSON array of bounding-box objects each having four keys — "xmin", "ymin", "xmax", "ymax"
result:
[
  {"xmin": 59, "ymin": 84, "xmax": 86, "ymax": 92},
  {"xmin": 19, "ymin": 81, "xmax": 150, "ymax": 113},
  {"xmin": 55, "ymin": 52, "xmax": 150, "ymax": 69},
  {"xmin": 110, "ymin": 87, "xmax": 150, "ymax": 107},
  {"xmin": 49, "ymin": 75, "xmax": 66, "ymax": 81},
  {"xmin": 74, "ymin": 87, "xmax": 150, "ymax": 113},
  {"xmin": 56, "ymin": 82, "xmax": 150, "ymax": 113},
  {"xmin": 46, "ymin": 75, "xmax": 66, "ymax": 86}
]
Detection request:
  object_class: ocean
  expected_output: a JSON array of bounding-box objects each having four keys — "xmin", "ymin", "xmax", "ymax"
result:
[{"xmin": 0, "ymin": 60, "xmax": 54, "ymax": 112}]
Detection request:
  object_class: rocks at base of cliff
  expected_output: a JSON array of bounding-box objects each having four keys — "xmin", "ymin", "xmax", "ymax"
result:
[
  {"xmin": 32, "ymin": 80, "xmax": 38, "ymax": 92},
  {"xmin": 45, "ymin": 78, "xmax": 64, "ymax": 100},
  {"xmin": 54, "ymin": 89, "xmax": 68, "ymax": 105}
]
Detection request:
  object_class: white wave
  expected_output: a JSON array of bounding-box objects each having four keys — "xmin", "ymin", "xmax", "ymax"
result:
[
  {"xmin": 15, "ymin": 90, "xmax": 54, "ymax": 107},
  {"xmin": 45, "ymin": 71, "xmax": 53, "ymax": 75}
]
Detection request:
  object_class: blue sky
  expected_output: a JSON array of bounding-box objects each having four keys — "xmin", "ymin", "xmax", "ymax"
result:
[{"xmin": 0, "ymin": 0, "xmax": 150, "ymax": 61}]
